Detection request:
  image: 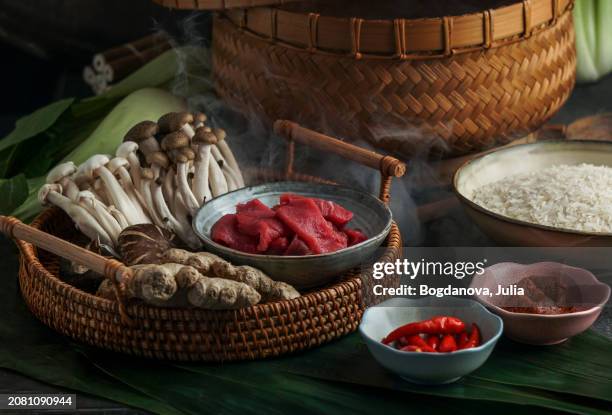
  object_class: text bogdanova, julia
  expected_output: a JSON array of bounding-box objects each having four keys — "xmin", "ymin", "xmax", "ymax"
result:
[{"xmin": 373, "ymin": 284, "xmax": 525, "ymax": 298}]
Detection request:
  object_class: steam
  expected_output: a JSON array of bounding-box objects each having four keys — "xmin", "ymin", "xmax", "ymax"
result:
[{"xmin": 155, "ymin": 12, "xmax": 479, "ymax": 246}]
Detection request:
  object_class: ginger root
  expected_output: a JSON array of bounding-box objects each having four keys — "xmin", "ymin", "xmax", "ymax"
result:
[
  {"xmin": 96, "ymin": 262, "xmax": 261, "ymax": 309},
  {"xmin": 95, "ymin": 264, "xmax": 178, "ymax": 304},
  {"xmin": 162, "ymin": 248, "xmax": 300, "ymax": 302}
]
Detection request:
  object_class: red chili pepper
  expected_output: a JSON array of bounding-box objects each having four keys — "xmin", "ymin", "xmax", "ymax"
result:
[
  {"xmin": 457, "ymin": 331, "xmax": 469, "ymax": 348},
  {"xmin": 396, "ymin": 336, "xmax": 409, "ymax": 348},
  {"xmin": 426, "ymin": 335, "xmax": 440, "ymax": 351},
  {"xmin": 400, "ymin": 345, "xmax": 423, "ymax": 353},
  {"xmin": 405, "ymin": 335, "xmax": 436, "ymax": 352},
  {"xmin": 460, "ymin": 323, "xmax": 481, "ymax": 350},
  {"xmin": 439, "ymin": 334, "xmax": 458, "ymax": 353},
  {"xmin": 382, "ymin": 316, "xmax": 466, "ymax": 345}
]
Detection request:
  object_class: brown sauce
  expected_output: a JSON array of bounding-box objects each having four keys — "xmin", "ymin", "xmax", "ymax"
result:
[{"xmin": 503, "ymin": 306, "xmax": 584, "ymax": 315}]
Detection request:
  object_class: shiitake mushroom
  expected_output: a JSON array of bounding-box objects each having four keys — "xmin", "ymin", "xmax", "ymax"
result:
[{"xmin": 118, "ymin": 224, "xmax": 178, "ymax": 266}]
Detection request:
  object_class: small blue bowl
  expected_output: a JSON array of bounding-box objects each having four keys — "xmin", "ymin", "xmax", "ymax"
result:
[{"xmin": 359, "ymin": 297, "xmax": 503, "ymax": 385}]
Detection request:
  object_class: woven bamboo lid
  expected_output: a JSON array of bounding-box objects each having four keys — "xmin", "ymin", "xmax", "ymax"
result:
[
  {"xmin": 152, "ymin": 0, "xmax": 304, "ymax": 10},
  {"xmin": 224, "ymin": 0, "xmax": 572, "ymax": 57}
]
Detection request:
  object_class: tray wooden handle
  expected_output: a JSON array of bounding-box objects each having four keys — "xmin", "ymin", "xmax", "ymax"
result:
[
  {"xmin": 0, "ymin": 215, "xmax": 133, "ymax": 325},
  {"xmin": 274, "ymin": 120, "xmax": 406, "ymax": 203}
]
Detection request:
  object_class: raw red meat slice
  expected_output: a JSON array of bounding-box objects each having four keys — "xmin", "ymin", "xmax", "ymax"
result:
[
  {"xmin": 267, "ymin": 237, "xmax": 289, "ymax": 255},
  {"xmin": 236, "ymin": 199, "xmax": 287, "ymax": 252},
  {"xmin": 257, "ymin": 219, "xmax": 286, "ymax": 252},
  {"xmin": 284, "ymin": 235, "xmax": 311, "ymax": 256},
  {"xmin": 280, "ymin": 193, "xmax": 353, "ymax": 226},
  {"xmin": 236, "ymin": 199, "xmax": 275, "ymax": 218},
  {"xmin": 344, "ymin": 228, "xmax": 368, "ymax": 246},
  {"xmin": 276, "ymin": 198, "xmax": 348, "ymax": 254},
  {"xmin": 211, "ymin": 214, "xmax": 258, "ymax": 254}
]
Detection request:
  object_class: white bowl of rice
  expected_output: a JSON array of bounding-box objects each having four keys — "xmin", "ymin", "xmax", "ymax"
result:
[{"xmin": 453, "ymin": 140, "xmax": 612, "ymax": 246}]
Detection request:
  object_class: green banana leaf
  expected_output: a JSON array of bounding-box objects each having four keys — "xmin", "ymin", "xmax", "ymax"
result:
[
  {"xmin": 270, "ymin": 335, "xmax": 612, "ymax": 415},
  {"xmin": 0, "ymin": 253, "xmax": 609, "ymax": 415}
]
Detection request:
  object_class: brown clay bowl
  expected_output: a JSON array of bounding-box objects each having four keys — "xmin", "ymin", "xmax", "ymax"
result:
[
  {"xmin": 453, "ymin": 140, "xmax": 612, "ymax": 246},
  {"xmin": 470, "ymin": 262, "xmax": 610, "ymax": 345}
]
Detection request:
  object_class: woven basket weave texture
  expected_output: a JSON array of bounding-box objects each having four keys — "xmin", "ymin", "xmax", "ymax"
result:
[
  {"xmin": 17, "ymin": 176, "xmax": 401, "ymax": 361},
  {"xmin": 212, "ymin": 2, "xmax": 576, "ymax": 157}
]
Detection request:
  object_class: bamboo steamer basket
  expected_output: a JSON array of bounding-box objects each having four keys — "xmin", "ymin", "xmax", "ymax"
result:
[
  {"xmin": 152, "ymin": 0, "xmax": 304, "ymax": 10},
  {"xmin": 211, "ymin": 0, "xmax": 576, "ymax": 158},
  {"xmin": 3, "ymin": 122, "xmax": 404, "ymax": 362}
]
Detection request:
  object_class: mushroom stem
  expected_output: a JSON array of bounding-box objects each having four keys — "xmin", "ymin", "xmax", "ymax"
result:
[
  {"xmin": 109, "ymin": 206, "xmax": 129, "ymax": 229},
  {"xmin": 176, "ymin": 162, "xmax": 200, "ymax": 215},
  {"xmin": 116, "ymin": 142, "xmax": 142, "ymax": 191},
  {"xmin": 111, "ymin": 161, "xmax": 152, "ymax": 221},
  {"xmin": 151, "ymin": 174, "xmax": 201, "ymax": 249},
  {"xmin": 39, "ymin": 184, "xmax": 113, "ymax": 247},
  {"xmin": 90, "ymin": 179, "xmax": 110, "ymax": 205},
  {"xmin": 209, "ymin": 156, "xmax": 229, "ymax": 197},
  {"xmin": 163, "ymin": 166, "xmax": 175, "ymax": 210},
  {"xmin": 97, "ymin": 165, "xmax": 150, "ymax": 225},
  {"xmin": 60, "ymin": 178, "xmax": 81, "ymax": 202},
  {"xmin": 211, "ymin": 146, "xmax": 240, "ymax": 191},
  {"xmin": 214, "ymin": 129, "xmax": 244, "ymax": 187},
  {"xmin": 174, "ymin": 192, "xmax": 204, "ymax": 250},
  {"xmin": 193, "ymin": 145, "xmax": 212, "ymax": 205},
  {"xmin": 78, "ymin": 191, "xmax": 123, "ymax": 246},
  {"xmin": 140, "ymin": 169, "xmax": 166, "ymax": 229}
]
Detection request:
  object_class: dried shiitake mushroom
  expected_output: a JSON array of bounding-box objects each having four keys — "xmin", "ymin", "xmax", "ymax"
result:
[{"xmin": 118, "ymin": 224, "xmax": 178, "ymax": 266}]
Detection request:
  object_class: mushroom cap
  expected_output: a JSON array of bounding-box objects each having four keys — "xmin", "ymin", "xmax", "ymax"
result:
[
  {"xmin": 38, "ymin": 183, "xmax": 62, "ymax": 206},
  {"xmin": 179, "ymin": 147, "xmax": 196, "ymax": 160},
  {"xmin": 141, "ymin": 168, "xmax": 155, "ymax": 180},
  {"xmin": 213, "ymin": 128, "xmax": 227, "ymax": 141},
  {"xmin": 194, "ymin": 112, "xmax": 207, "ymax": 123},
  {"xmin": 158, "ymin": 112, "xmax": 194, "ymax": 133},
  {"xmin": 161, "ymin": 131, "xmax": 190, "ymax": 151},
  {"xmin": 146, "ymin": 151, "xmax": 170, "ymax": 169},
  {"xmin": 118, "ymin": 224, "xmax": 177, "ymax": 266},
  {"xmin": 116, "ymin": 141, "xmax": 139, "ymax": 158},
  {"xmin": 193, "ymin": 127, "xmax": 218, "ymax": 145},
  {"xmin": 124, "ymin": 121, "xmax": 159, "ymax": 143},
  {"xmin": 46, "ymin": 162, "xmax": 77, "ymax": 184},
  {"xmin": 170, "ymin": 147, "xmax": 195, "ymax": 164},
  {"xmin": 78, "ymin": 155, "xmax": 111, "ymax": 179},
  {"xmin": 107, "ymin": 157, "xmax": 130, "ymax": 173}
]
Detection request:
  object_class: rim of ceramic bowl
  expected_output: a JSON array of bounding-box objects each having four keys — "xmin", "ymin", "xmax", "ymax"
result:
[
  {"xmin": 473, "ymin": 262, "xmax": 612, "ymax": 319},
  {"xmin": 359, "ymin": 297, "xmax": 504, "ymax": 356},
  {"xmin": 452, "ymin": 140, "xmax": 612, "ymax": 238},
  {"xmin": 193, "ymin": 181, "xmax": 393, "ymax": 260}
]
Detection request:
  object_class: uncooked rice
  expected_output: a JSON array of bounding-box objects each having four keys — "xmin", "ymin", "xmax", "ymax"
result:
[{"xmin": 471, "ymin": 163, "xmax": 612, "ymax": 233}]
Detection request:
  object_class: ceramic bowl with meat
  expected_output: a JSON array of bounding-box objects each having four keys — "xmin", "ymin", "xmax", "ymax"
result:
[{"xmin": 192, "ymin": 181, "xmax": 393, "ymax": 288}]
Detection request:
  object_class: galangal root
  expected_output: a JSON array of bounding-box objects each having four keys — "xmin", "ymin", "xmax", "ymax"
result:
[
  {"xmin": 96, "ymin": 262, "xmax": 261, "ymax": 309},
  {"xmin": 161, "ymin": 248, "xmax": 300, "ymax": 302}
]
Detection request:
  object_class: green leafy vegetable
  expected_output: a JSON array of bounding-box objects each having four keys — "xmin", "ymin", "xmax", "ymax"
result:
[
  {"xmin": 11, "ymin": 88, "xmax": 186, "ymax": 221},
  {"xmin": 0, "ymin": 98, "xmax": 74, "ymax": 153},
  {"xmin": 574, "ymin": 0, "xmax": 612, "ymax": 83},
  {"xmin": 0, "ymin": 174, "xmax": 29, "ymax": 214},
  {"xmin": 0, "ymin": 47, "xmax": 204, "ymax": 222}
]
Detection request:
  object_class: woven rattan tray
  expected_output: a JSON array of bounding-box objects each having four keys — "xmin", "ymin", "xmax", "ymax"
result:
[
  {"xmin": 9, "ymin": 121, "xmax": 403, "ymax": 362},
  {"xmin": 212, "ymin": 0, "xmax": 576, "ymax": 158}
]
